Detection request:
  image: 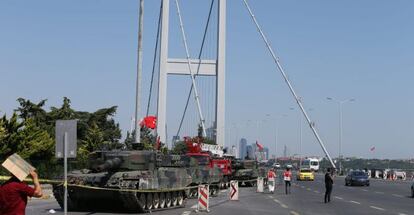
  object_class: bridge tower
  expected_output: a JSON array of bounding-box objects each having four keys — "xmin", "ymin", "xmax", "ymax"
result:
[{"xmin": 157, "ymin": 0, "xmax": 226, "ymax": 147}]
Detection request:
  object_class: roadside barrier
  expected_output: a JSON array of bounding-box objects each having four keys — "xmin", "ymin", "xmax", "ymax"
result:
[
  {"xmin": 256, "ymin": 177, "xmax": 264, "ymax": 193},
  {"xmin": 196, "ymin": 185, "xmax": 209, "ymax": 212},
  {"xmin": 229, "ymin": 180, "xmax": 238, "ymax": 201}
]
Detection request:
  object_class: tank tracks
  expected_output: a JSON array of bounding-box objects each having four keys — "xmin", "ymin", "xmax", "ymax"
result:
[{"xmin": 53, "ymin": 184, "xmax": 187, "ymax": 213}]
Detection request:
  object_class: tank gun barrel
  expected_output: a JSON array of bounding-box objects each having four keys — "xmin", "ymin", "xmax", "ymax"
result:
[{"xmin": 95, "ymin": 157, "xmax": 122, "ymax": 172}]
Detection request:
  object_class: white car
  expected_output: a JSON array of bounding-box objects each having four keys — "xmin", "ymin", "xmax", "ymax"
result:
[{"xmin": 273, "ymin": 163, "xmax": 281, "ymax": 168}]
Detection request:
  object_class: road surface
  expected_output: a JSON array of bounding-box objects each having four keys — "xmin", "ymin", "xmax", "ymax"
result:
[{"xmin": 26, "ymin": 174, "xmax": 414, "ymax": 215}]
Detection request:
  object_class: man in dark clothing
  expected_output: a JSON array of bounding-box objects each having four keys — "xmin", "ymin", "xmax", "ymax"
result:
[
  {"xmin": 324, "ymin": 168, "xmax": 334, "ymax": 203},
  {"xmin": 0, "ymin": 170, "xmax": 43, "ymax": 215}
]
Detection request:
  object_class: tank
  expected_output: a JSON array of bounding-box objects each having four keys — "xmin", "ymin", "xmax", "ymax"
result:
[
  {"xmin": 183, "ymin": 152, "xmax": 223, "ymax": 197},
  {"xmin": 231, "ymin": 159, "xmax": 258, "ymax": 187},
  {"xmin": 52, "ymin": 150, "xmax": 192, "ymax": 213}
]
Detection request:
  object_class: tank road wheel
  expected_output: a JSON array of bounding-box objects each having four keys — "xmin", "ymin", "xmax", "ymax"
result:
[
  {"xmin": 171, "ymin": 192, "xmax": 178, "ymax": 206},
  {"xmin": 153, "ymin": 193, "xmax": 160, "ymax": 209},
  {"xmin": 177, "ymin": 191, "xmax": 184, "ymax": 206},
  {"xmin": 146, "ymin": 193, "xmax": 153, "ymax": 210},
  {"xmin": 159, "ymin": 192, "xmax": 166, "ymax": 209},
  {"xmin": 138, "ymin": 193, "xmax": 146, "ymax": 209},
  {"xmin": 165, "ymin": 192, "xmax": 172, "ymax": 208}
]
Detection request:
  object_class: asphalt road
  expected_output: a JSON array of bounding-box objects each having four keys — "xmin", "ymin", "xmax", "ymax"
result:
[{"xmin": 26, "ymin": 174, "xmax": 414, "ymax": 215}]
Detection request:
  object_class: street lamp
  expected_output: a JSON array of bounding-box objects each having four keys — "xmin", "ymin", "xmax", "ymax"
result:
[
  {"xmin": 265, "ymin": 114, "xmax": 287, "ymax": 160},
  {"xmin": 326, "ymin": 97, "xmax": 355, "ymax": 174}
]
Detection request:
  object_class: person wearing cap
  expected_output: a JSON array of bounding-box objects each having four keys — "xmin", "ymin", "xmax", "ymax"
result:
[
  {"xmin": 283, "ymin": 166, "xmax": 292, "ymax": 194},
  {"xmin": 267, "ymin": 168, "xmax": 276, "ymax": 194},
  {"xmin": 0, "ymin": 170, "xmax": 43, "ymax": 215}
]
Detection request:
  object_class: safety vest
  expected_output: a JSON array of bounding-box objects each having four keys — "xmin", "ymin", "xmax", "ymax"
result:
[
  {"xmin": 283, "ymin": 171, "xmax": 292, "ymax": 181},
  {"xmin": 268, "ymin": 171, "xmax": 276, "ymax": 180}
]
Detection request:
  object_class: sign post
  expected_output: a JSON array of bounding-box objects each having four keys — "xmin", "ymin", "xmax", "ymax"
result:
[
  {"xmin": 196, "ymin": 185, "xmax": 209, "ymax": 212},
  {"xmin": 55, "ymin": 120, "xmax": 77, "ymax": 215},
  {"xmin": 257, "ymin": 177, "xmax": 264, "ymax": 193},
  {"xmin": 229, "ymin": 180, "xmax": 239, "ymax": 201}
]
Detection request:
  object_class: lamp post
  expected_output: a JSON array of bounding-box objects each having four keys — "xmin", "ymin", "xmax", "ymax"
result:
[
  {"xmin": 326, "ymin": 97, "xmax": 355, "ymax": 174},
  {"xmin": 265, "ymin": 114, "xmax": 287, "ymax": 160}
]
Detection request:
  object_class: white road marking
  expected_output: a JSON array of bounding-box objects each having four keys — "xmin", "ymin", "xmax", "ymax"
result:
[
  {"xmin": 269, "ymin": 195, "xmax": 274, "ymax": 199},
  {"xmin": 191, "ymin": 204, "xmax": 197, "ymax": 209},
  {"xmin": 290, "ymin": 211, "xmax": 300, "ymax": 215},
  {"xmin": 370, "ymin": 206, "xmax": 385, "ymax": 211},
  {"xmin": 273, "ymin": 199, "xmax": 281, "ymax": 203},
  {"xmin": 375, "ymin": 191, "xmax": 384, "ymax": 194},
  {"xmin": 399, "ymin": 213, "xmax": 408, "ymax": 215},
  {"xmin": 334, "ymin": 196, "xmax": 343, "ymax": 200},
  {"xmin": 280, "ymin": 203, "xmax": 288, "ymax": 208},
  {"xmin": 182, "ymin": 211, "xmax": 192, "ymax": 215},
  {"xmin": 361, "ymin": 189, "xmax": 368, "ymax": 192},
  {"xmin": 392, "ymin": 194, "xmax": 403, "ymax": 198},
  {"xmin": 349, "ymin": 200, "xmax": 361, "ymax": 205},
  {"xmin": 314, "ymin": 190, "xmax": 320, "ymax": 194},
  {"xmin": 306, "ymin": 188, "xmax": 311, "ymax": 191}
]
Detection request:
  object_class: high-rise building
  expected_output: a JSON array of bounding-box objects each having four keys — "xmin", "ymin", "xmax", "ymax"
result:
[
  {"xmin": 263, "ymin": 147, "xmax": 269, "ymax": 160},
  {"xmin": 246, "ymin": 145, "xmax": 254, "ymax": 160},
  {"xmin": 239, "ymin": 138, "xmax": 247, "ymax": 159}
]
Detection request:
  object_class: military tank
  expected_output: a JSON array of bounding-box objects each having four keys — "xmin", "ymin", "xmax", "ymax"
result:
[
  {"xmin": 53, "ymin": 150, "xmax": 192, "ymax": 213},
  {"xmin": 183, "ymin": 152, "xmax": 222, "ymax": 198},
  {"xmin": 231, "ymin": 159, "xmax": 258, "ymax": 187}
]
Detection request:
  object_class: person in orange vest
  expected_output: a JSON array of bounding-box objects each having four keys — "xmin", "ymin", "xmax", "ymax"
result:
[
  {"xmin": 283, "ymin": 166, "xmax": 292, "ymax": 194},
  {"xmin": 267, "ymin": 168, "xmax": 276, "ymax": 194}
]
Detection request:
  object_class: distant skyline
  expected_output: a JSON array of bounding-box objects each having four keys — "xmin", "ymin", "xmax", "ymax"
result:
[{"xmin": 1, "ymin": 1, "xmax": 413, "ymax": 159}]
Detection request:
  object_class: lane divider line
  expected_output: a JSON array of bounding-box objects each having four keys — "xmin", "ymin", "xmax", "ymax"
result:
[
  {"xmin": 290, "ymin": 211, "xmax": 300, "ymax": 215},
  {"xmin": 370, "ymin": 206, "xmax": 385, "ymax": 211},
  {"xmin": 349, "ymin": 200, "xmax": 361, "ymax": 205},
  {"xmin": 375, "ymin": 191, "xmax": 384, "ymax": 194},
  {"xmin": 334, "ymin": 196, "xmax": 343, "ymax": 200},
  {"xmin": 392, "ymin": 194, "xmax": 403, "ymax": 198}
]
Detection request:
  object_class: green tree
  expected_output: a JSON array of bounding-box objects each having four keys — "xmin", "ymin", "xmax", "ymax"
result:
[{"xmin": 171, "ymin": 141, "xmax": 188, "ymax": 154}]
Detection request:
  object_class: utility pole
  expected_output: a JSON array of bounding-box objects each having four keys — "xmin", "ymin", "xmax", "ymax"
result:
[
  {"xmin": 134, "ymin": 0, "xmax": 144, "ymax": 143},
  {"xmin": 327, "ymin": 97, "xmax": 355, "ymax": 174}
]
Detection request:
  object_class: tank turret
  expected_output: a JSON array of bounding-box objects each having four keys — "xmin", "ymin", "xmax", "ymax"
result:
[{"xmin": 53, "ymin": 149, "xmax": 192, "ymax": 213}]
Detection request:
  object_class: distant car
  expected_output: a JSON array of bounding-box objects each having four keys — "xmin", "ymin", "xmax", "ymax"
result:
[
  {"xmin": 345, "ymin": 170, "xmax": 370, "ymax": 186},
  {"xmin": 273, "ymin": 163, "xmax": 281, "ymax": 168},
  {"xmin": 297, "ymin": 168, "xmax": 315, "ymax": 181}
]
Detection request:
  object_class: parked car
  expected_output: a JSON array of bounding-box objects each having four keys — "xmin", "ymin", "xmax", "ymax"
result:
[
  {"xmin": 296, "ymin": 168, "xmax": 315, "ymax": 181},
  {"xmin": 345, "ymin": 170, "xmax": 370, "ymax": 186}
]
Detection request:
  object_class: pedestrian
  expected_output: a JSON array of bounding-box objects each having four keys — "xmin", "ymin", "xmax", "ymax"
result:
[
  {"xmin": 0, "ymin": 170, "xmax": 43, "ymax": 215},
  {"xmin": 283, "ymin": 166, "xmax": 292, "ymax": 194},
  {"xmin": 267, "ymin": 168, "xmax": 276, "ymax": 194},
  {"xmin": 324, "ymin": 167, "xmax": 334, "ymax": 203}
]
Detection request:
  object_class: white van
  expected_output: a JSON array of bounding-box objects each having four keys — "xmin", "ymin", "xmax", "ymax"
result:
[{"xmin": 302, "ymin": 158, "xmax": 319, "ymax": 172}]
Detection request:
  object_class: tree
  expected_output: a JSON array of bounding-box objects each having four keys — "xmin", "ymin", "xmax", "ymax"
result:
[{"xmin": 171, "ymin": 141, "xmax": 188, "ymax": 155}]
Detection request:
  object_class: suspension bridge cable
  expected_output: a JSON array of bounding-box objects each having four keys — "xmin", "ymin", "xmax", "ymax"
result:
[
  {"xmin": 174, "ymin": 0, "xmax": 208, "ymax": 137},
  {"xmin": 146, "ymin": 2, "xmax": 163, "ymax": 117},
  {"xmin": 242, "ymin": 0, "xmax": 336, "ymax": 169},
  {"xmin": 175, "ymin": 0, "xmax": 215, "ymax": 138}
]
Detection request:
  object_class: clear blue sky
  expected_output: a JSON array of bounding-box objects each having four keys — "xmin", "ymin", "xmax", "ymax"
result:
[{"xmin": 1, "ymin": 1, "xmax": 413, "ymax": 159}]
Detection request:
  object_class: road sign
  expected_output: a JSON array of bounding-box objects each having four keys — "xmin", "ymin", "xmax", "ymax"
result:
[
  {"xmin": 55, "ymin": 120, "xmax": 77, "ymax": 158},
  {"xmin": 196, "ymin": 185, "xmax": 209, "ymax": 212},
  {"xmin": 229, "ymin": 180, "xmax": 238, "ymax": 200},
  {"xmin": 257, "ymin": 177, "xmax": 264, "ymax": 193}
]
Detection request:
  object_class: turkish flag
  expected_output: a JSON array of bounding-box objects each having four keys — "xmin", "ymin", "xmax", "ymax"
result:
[
  {"xmin": 256, "ymin": 141, "xmax": 264, "ymax": 151},
  {"xmin": 140, "ymin": 116, "xmax": 157, "ymax": 129}
]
